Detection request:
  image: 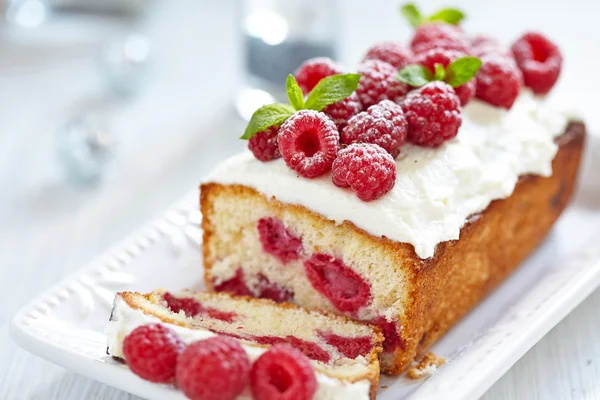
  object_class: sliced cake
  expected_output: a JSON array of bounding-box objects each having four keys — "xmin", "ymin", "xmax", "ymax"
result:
[
  {"xmin": 200, "ymin": 20, "xmax": 586, "ymax": 374},
  {"xmin": 106, "ymin": 290, "xmax": 383, "ymax": 399}
]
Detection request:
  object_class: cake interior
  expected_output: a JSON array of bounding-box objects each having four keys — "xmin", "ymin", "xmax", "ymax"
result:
[{"xmin": 203, "ymin": 184, "xmax": 410, "ymax": 355}]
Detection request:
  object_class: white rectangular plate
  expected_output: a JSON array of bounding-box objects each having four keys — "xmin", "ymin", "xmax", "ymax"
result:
[{"xmin": 10, "ymin": 133, "xmax": 600, "ymax": 400}]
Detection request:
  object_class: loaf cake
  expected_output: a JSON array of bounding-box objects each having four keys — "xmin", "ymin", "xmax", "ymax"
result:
[
  {"xmin": 106, "ymin": 290, "xmax": 383, "ymax": 399},
  {"xmin": 201, "ymin": 14, "xmax": 585, "ymax": 376}
]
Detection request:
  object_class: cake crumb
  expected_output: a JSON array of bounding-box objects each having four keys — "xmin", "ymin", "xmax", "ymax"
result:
[{"xmin": 406, "ymin": 352, "xmax": 446, "ymax": 380}]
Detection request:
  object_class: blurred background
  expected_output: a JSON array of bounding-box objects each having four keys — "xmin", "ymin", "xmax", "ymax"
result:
[{"xmin": 1, "ymin": 0, "xmax": 599, "ymax": 399}]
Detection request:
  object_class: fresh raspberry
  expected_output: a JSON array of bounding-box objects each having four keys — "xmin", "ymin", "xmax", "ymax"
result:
[
  {"xmin": 278, "ymin": 110, "xmax": 340, "ymax": 178},
  {"xmin": 341, "ymin": 100, "xmax": 407, "ymax": 158},
  {"xmin": 414, "ymin": 48, "xmax": 476, "ymax": 106},
  {"xmin": 122, "ymin": 323, "xmax": 184, "ymax": 383},
  {"xmin": 511, "ymin": 32, "xmax": 562, "ymax": 95},
  {"xmin": 401, "ymin": 81, "xmax": 462, "ymax": 147},
  {"xmin": 163, "ymin": 292, "xmax": 237, "ymax": 322},
  {"xmin": 318, "ymin": 331, "xmax": 373, "ymax": 359},
  {"xmin": 362, "ymin": 41, "xmax": 413, "ymax": 69},
  {"xmin": 176, "ymin": 336, "xmax": 250, "ymax": 400},
  {"xmin": 251, "ymin": 344, "xmax": 317, "ymax": 400},
  {"xmin": 332, "ymin": 143, "xmax": 396, "ymax": 201},
  {"xmin": 213, "ymin": 269, "xmax": 253, "ymax": 296},
  {"xmin": 248, "ymin": 125, "xmax": 281, "ymax": 162},
  {"xmin": 322, "ymin": 92, "xmax": 362, "ymax": 131},
  {"xmin": 356, "ymin": 60, "xmax": 411, "ymax": 108},
  {"xmin": 410, "ymin": 23, "xmax": 470, "ymax": 54},
  {"xmin": 475, "ymin": 55, "xmax": 523, "ymax": 109},
  {"xmin": 304, "ymin": 253, "xmax": 371, "ymax": 314},
  {"xmin": 371, "ymin": 317, "xmax": 404, "ymax": 352},
  {"xmin": 257, "ymin": 217, "xmax": 303, "ymax": 264},
  {"xmin": 257, "ymin": 274, "xmax": 294, "ymax": 303},
  {"xmin": 294, "ymin": 57, "xmax": 345, "ymax": 94},
  {"xmin": 470, "ymin": 34, "xmax": 511, "ymax": 58}
]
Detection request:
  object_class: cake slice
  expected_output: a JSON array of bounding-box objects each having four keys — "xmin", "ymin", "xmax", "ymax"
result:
[
  {"xmin": 201, "ymin": 95, "xmax": 586, "ymax": 375},
  {"xmin": 106, "ymin": 290, "xmax": 383, "ymax": 399}
]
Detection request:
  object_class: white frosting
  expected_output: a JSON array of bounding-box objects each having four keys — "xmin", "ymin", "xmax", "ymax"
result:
[
  {"xmin": 105, "ymin": 296, "xmax": 371, "ymax": 400},
  {"xmin": 206, "ymin": 90, "xmax": 572, "ymax": 258}
]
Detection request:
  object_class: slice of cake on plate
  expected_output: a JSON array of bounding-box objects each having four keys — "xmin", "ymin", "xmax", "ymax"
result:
[
  {"xmin": 200, "ymin": 20, "xmax": 586, "ymax": 374},
  {"xmin": 106, "ymin": 290, "xmax": 383, "ymax": 399}
]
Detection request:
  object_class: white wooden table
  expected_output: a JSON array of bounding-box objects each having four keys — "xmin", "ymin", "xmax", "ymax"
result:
[{"xmin": 1, "ymin": 1, "xmax": 598, "ymax": 399}]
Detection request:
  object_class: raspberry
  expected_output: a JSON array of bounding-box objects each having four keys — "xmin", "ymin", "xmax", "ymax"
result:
[
  {"xmin": 176, "ymin": 336, "xmax": 250, "ymax": 400},
  {"xmin": 414, "ymin": 48, "xmax": 476, "ymax": 106},
  {"xmin": 122, "ymin": 324, "xmax": 184, "ymax": 383},
  {"xmin": 322, "ymin": 92, "xmax": 362, "ymax": 131},
  {"xmin": 213, "ymin": 269, "xmax": 253, "ymax": 296},
  {"xmin": 294, "ymin": 57, "xmax": 344, "ymax": 94},
  {"xmin": 332, "ymin": 143, "xmax": 396, "ymax": 201},
  {"xmin": 475, "ymin": 55, "xmax": 523, "ymax": 109},
  {"xmin": 356, "ymin": 60, "xmax": 411, "ymax": 108},
  {"xmin": 362, "ymin": 41, "xmax": 413, "ymax": 69},
  {"xmin": 257, "ymin": 274, "xmax": 294, "ymax": 303},
  {"xmin": 511, "ymin": 32, "xmax": 562, "ymax": 95},
  {"xmin": 248, "ymin": 125, "xmax": 281, "ymax": 162},
  {"xmin": 341, "ymin": 100, "xmax": 407, "ymax": 158},
  {"xmin": 163, "ymin": 292, "xmax": 237, "ymax": 322},
  {"xmin": 410, "ymin": 23, "xmax": 470, "ymax": 54},
  {"xmin": 304, "ymin": 253, "xmax": 371, "ymax": 314},
  {"xmin": 250, "ymin": 345, "xmax": 317, "ymax": 400},
  {"xmin": 371, "ymin": 317, "xmax": 404, "ymax": 352},
  {"xmin": 278, "ymin": 110, "xmax": 340, "ymax": 178},
  {"xmin": 470, "ymin": 34, "xmax": 511, "ymax": 58},
  {"xmin": 257, "ymin": 217, "xmax": 303, "ymax": 264},
  {"xmin": 318, "ymin": 331, "xmax": 373, "ymax": 359},
  {"xmin": 401, "ymin": 81, "xmax": 462, "ymax": 147}
]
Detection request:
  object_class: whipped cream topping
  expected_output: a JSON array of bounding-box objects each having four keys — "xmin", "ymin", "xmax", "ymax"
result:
[
  {"xmin": 105, "ymin": 296, "xmax": 371, "ymax": 400},
  {"xmin": 206, "ymin": 90, "xmax": 573, "ymax": 258}
]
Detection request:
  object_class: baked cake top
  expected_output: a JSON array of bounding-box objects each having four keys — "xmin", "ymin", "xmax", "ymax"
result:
[{"xmin": 206, "ymin": 90, "xmax": 573, "ymax": 258}]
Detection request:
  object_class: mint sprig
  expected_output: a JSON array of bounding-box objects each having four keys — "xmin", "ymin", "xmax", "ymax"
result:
[
  {"xmin": 400, "ymin": 3, "xmax": 465, "ymax": 28},
  {"xmin": 304, "ymin": 73, "xmax": 361, "ymax": 111},
  {"xmin": 241, "ymin": 103, "xmax": 295, "ymax": 140},
  {"xmin": 397, "ymin": 56, "xmax": 481, "ymax": 89},
  {"xmin": 242, "ymin": 73, "xmax": 361, "ymax": 140}
]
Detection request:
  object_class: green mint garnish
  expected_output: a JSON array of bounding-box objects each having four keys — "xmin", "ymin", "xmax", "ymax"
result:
[
  {"xmin": 397, "ymin": 65, "xmax": 433, "ymax": 87},
  {"xmin": 433, "ymin": 63, "xmax": 446, "ymax": 81},
  {"xmin": 241, "ymin": 103, "xmax": 295, "ymax": 140},
  {"xmin": 445, "ymin": 56, "xmax": 482, "ymax": 87},
  {"xmin": 398, "ymin": 56, "xmax": 481, "ymax": 89},
  {"xmin": 286, "ymin": 74, "xmax": 305, "ymax": 111},
  {"xmin": 304, "ymin": 73, "xmax": 361, "ymax": 111},
  {"xmin": 242, "ymin": 73, "xmax": 361, "ymax": 140},
  {"xmin": 400, "ymin": 4, "xmax": 423, "ymax": 28},
  {"xmin": 400, "ymin": 3, "xmax": 465, "ymax": 28},
  {"xmin": 428, "ymin": 8, "xmax": 465, "ymax": 25}
]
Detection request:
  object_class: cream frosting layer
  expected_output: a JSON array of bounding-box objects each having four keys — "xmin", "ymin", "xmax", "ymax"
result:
[
  {"xmin": 206, "ymin": 90, "xmax": 572, "ymax": 258},
  {"xmin": 105, "ymin": 296, "xmax": 371, "ymax": 400}
]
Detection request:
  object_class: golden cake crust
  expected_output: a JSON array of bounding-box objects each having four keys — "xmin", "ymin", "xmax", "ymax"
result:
[{"xmin": 201, "ymin": 121, "xmax": 585, "ymax": 375}]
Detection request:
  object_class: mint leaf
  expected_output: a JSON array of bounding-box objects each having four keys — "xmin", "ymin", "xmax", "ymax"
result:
[
  {"xmin": 445, "ymin": 56, "xmax": 482, "ymax": 87},
  {"xmin": 433, "ymin": 63, "xmax": 446, "ymax": 81},
  {"xmin": 428, "ymin": 8, "xmax": 465, "ymax": 25},
  {"xmin": 241, "ymin": 103, "xmax": 295, "ymax": 140},
  {"xmin": 286, "ymin": 74, "xmax": 305, "ymax": 111},
  {"xmin": 398, "ymin": 65, "xmax": 433, "ymax": 87},
  {"xmin": 400, "ymin": 3, "xmax": 423, "ymax": 28},
  {"xmin": 304, "ymin": 73, "xmax": 361, "ymax": 111}
]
